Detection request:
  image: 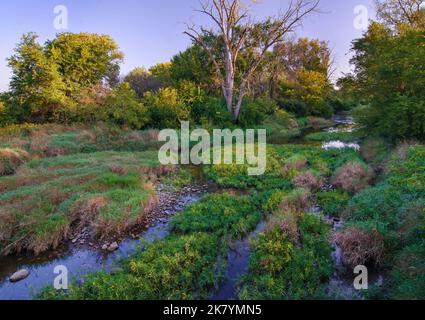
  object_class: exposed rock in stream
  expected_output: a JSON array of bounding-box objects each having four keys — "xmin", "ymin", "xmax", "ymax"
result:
[
  {"xmin": 9, "ymin": 269, "xmax": 29, "ymax": 283},
  {"xmin": 0, "ymin": 182, "xmax": 213, "ymax": 300}
]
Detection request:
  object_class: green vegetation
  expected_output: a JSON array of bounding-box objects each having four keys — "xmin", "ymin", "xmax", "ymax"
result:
[
  {"xmin": 38, "ymin": 194, "xmax": 263, "ymax": 299},
  {"xmin": 305, "ymin": 131, "xmax": 357, "ymax": 142},
  {"xmin": 0, "ymin": 0, "xmax": 424, "ymax": 302},
  {"xmin": 239, "ymin": 210, "xmax": 332, "ymax": 299},
  {"xmin": 336, "ymin": 144, "xmax": 425, "ymax": 299},
  {"xmin": 0, "ymin": 150, "xmax": 161, "ymax": 255},
  {"xmin": 317, "ymin": 191, "xmax": 350, "ymax": 217}
]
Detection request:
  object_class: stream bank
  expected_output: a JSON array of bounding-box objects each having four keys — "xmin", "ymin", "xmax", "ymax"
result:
[{"xmin": 0, "ymin": 182, "xmax": 213, "ymax": 300}]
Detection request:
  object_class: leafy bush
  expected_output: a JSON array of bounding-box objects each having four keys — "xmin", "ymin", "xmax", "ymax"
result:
[
  {"xmin": 104, "ymin": 83, "xmax": 150, "ymax": 129},
  {"xmin": 144, "ymin": 87, "xmax": 190, "ymax": 129},
  {"xmin": 279, "ymin": 99, "xmax": 308, "ymax": 117},
  {"xmin": 239, "ymin": 96, "xmax": 278, "ymax": 127},
  {"xmin": 317, "ymin": 191, "xmax": 350, "ymax": 217},
  {"xmin": 239, "ymin": 213, "xmax": 332, "ymax": 300}
]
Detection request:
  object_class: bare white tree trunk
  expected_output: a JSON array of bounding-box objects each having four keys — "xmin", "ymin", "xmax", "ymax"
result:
[{"xmin": 185, "ymin": 0, "xmax": 320, "ymax": 122}]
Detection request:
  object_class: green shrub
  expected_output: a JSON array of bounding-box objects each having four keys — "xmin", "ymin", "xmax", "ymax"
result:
[
  {"xmin": 171, "ymin": 194, "xmax": 261, "ymax": 239},
  {"xmin": 38, "ymin": 233, "xmax": 224, "ymax": 300},
  {"xmin": 390, "ymin": 243, "xmax": 425, "ymax": 300},
  {"xmin": 144, "ymin": 87, "xmax": 190, "ymax": 129},
  {"xmin": 305, "ymin": 131, "xmax": 357, "ymax": 142},
  {"xmin": 317, "ymin": 191, "xmax": 350, "ymax": 217},
  {"xmin": 104, "ymin": 83, "xmax": 150, "ymax": 129},
  {"xmin": 239, "ymin": 214, "xmax": 332, "ymax": 300}
]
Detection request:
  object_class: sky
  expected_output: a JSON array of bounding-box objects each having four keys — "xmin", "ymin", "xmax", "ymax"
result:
[{"xmin": 0, "ymin": 0, "xmax": 376, "ymax": 91}]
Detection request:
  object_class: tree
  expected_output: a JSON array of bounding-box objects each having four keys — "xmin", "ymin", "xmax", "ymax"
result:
[
  {"xmin": 269, "ymin": 37, "xmax": 333, "ymax": 103},
  {"xmin": 8, "ymin": 32, "xmax": 124, "ymax": 122},
  {"xmin": 185, "ymin": 0, "xmax": 320, "ymax": 121},
  {"xmin": 8, "ymin": 33, "xmax": 68, "ymax": 122},
  {"xmin": 104, "ymin": 83, "xmax": 150, "ymax": 129},
  {"xmin": 149, "ymin": 62, "xmax": 173, "ymax": 86},
  {"xmin": 124, "ymin": 67, "xmax": 164, "ymax": 98},
  {"xmin": 170, "ymin": 45, "xmax": 217, "ymax": 92},
  {"xmin": 45, "ymin": 32, "xmax": 123, "ymax": 97},
  {"xmin": 375, "ymin": 0, "xmax": 425, "ymax": 29},
  {"xmin": 351, "ymin": 20, "xmax": 425, "ymax": 141}
]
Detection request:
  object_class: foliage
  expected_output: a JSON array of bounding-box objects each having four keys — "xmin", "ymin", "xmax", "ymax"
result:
[
  {"xmin": 104, "ymin": 83, "xmax": 150, "ymax": 129},
  {"xmin": 341, "ymin": 144, "xmax": 425, "ymax": 299},
  {"xmin": 170, "ymin": 45, "xmax": 215, "ymax": 91},
  {"xmin": 144, "ymin": 87, "xmax": 190, "ymax": 129},
  {"xmin": 7, "ymin": 32, "xmax": 123, "ymax": 123},
  {"xmin": 39, "ymin": 233, "xmax": 223, "ymax": 300},
  {"xmin": 171, "ymin": 194, "xmax": 261, "ymax": 239},
  {"xmin": 351, "ymin": 22, "xmax": 425, "ymax": 141},
  {"xmin": 124, "ymin": 67, "xmax": 164, "ymax": 98},
  {"xmin": 239, "ymin": 213, "xmax": 332, "ymax": 300},
  {"xmin": 317, "ymin": 191, "xmax": 350, "ymax": 217},
  {"xmin": 8, "ymin": 33, "xmax": 69, "ymax": 122},
  {"xmin": 46, "ymin": 32, "xmax": 123, "ymax": 91},
  {"xmin": 305, "ymin": 131, "xmax": 357, "ymax": 142}
]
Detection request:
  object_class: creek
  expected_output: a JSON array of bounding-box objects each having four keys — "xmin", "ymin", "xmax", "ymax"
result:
[{"xmin": 0, "ymin": 114, "xmax": 372, "ymax": 300}]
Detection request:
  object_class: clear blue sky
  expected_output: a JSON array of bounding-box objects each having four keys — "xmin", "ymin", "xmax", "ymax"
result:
[{"xmin": 0, "ymin": 0, "xmax": 375, "ymax": 91}]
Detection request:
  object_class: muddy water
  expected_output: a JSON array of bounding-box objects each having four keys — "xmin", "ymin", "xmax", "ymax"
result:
[{"xmin": 0, "ymin": 189, "xmax": 207, "ymax": 300}]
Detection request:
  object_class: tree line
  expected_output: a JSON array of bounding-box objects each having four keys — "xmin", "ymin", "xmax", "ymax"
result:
[{"xmin": 0, "ymin": 0, "xmax": 424, "ymax": 142}]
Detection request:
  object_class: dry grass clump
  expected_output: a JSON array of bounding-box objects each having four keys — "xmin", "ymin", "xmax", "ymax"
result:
[
  {"xmin": 280, "ymin": 155, "xmax": 308, "ymax": 179},
  {"xmin": 332, "ymin": 161, "xmax": 374, "ymax": 194},
  {"xmin": 278, "ymin": 188, "xmax": 312, "ymax": 214},
  {"xmin": 266, "ymin": 188, "xmax": 312, "ymax": 243},
  {"xmin": 292, "ymin": 171, "xmax": 323, "ymax": 191},
  {"xmin": 334, "ymin": 227, "xmax": 385, "ymax": 268},
  {"xmin": 0, "ymin": 148, "xmax": 30, "ymax": 176},
  {"xmin": 266, "ymin": 210, "xmax": 300, "ymax": 244}
]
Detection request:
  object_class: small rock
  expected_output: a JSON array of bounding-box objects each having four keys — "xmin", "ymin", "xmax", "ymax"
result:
[
  {"xmin": 108, "ymin": 242, "xmax": 119, "ymax": 252},
  {"xmin": 101, "ymin": 244, "xmax": 109, "ymax": 250},
  {"xmin": 10, "ymin": 269, "xmax": 29, "ymax": 283}
]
